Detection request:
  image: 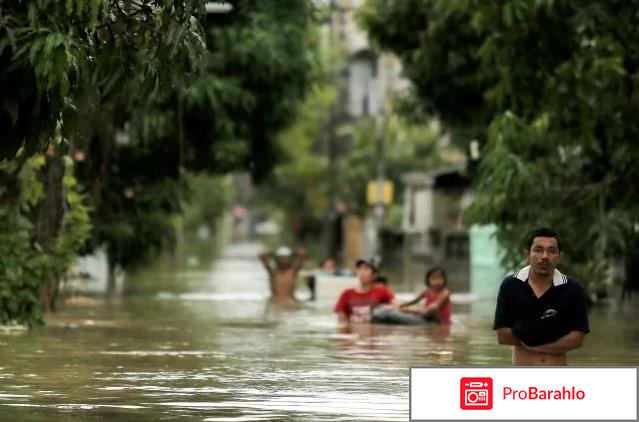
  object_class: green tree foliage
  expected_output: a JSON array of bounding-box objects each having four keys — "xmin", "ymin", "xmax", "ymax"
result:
[
  {"xmin": 260, "ymin": 91, "xmax": 454, "ymax": 242},
  {"xmin": 181, "ymin": 174, "xmax": 232, "ymax": 233},
  {"xmin": 358, "ymin": 0, "xmax": 493, "ymax": 147},
  {"xmin": 1, "ymin": 0, "xmax": 314, "ymax": 321},
  {"xmin": 0, "ymin": 151, "xmax": 90, "ymax": 325},
  {"xmin": 1, "ymin": 0, "xmax": 207, "ymax": 318},
  {"xmin": 361, "ymin": 0, "xmax": 639, "ymax": 296},
  {"xmin": 79, "ymin": 0, "xmax": 315, "ymax": 274},
  {"xmin": 256, "ymin": 9, "xmax": 459, "ymax": 245},
  {"xmin": 257, "ymin": 83, "xmax": 337, "ymax": 241},
  {"xmin": 0, "ymin": 0, "xmax": 206, "ymax": 158},
  {"xmin": 181, "ymin": 0, "xmax": 315, "ymax": 181},
  {"xmin": 338, "ymin": 117, "xmax": 452, "ymax": 218}
]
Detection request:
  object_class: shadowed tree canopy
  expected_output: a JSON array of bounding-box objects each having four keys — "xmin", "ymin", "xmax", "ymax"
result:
[
  {"xmin": 0, "ymin": 0, "xmax": 206, "ymax": 159},
  {"xmin": 128, "ymin": 0, "xmax": 316, "ymax": 183},
  {"xmin": 0, "ymin": 0, "xmax": 207, "ymax": 324},
  {"xmin": 0, "ymin": 0, "xmax": 316, "ymax": 324},
  {"xmin": 358, "ymin": 0, "xmax": 493, "ymax": 147},
  {"xmin": 73, "ymin": 0, "xmax": 315, "ymax": 272},
  {"xmin": 360, "ymin": 0, "xmax": 639, "ymax": 297}
]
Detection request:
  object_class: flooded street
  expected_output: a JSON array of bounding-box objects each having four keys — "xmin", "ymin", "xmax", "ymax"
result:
[{"xmin": 1, "ymin": 243, "xmax": 638, "ymax": 421}]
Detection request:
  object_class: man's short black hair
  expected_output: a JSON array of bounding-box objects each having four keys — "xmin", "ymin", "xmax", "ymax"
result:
[
  {"xmin": 526, "ymin": 227, "xmax": 563, "ymax": 252},
  {"xmin": 356, "ymin": 257, "xmax": 379, "ymax": 273}
]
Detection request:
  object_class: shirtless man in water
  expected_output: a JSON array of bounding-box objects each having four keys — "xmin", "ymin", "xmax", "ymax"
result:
[
  {"xmin": 260, "ymin": 246, "xmax": 307, "ymax": 303},
  {"xmin": 493, "ymin": 227, "xmax": 589, "ymax": 366}
]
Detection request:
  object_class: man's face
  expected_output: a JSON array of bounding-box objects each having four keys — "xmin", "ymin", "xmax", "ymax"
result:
[
  {"xmin": 525, "ymin": 236, "xmax": 561, "ymax": 277},
  {"xmin": 356, "ymin": 264, "xmax": 376, "ymax": 286},
  {"xmin": 276, "ymin": 255, "xmax": 292, "ymax": 269}
]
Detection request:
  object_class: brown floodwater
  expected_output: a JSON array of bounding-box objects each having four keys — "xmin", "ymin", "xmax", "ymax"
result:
[{"xmin": 1, "ymin": 242, "xmax": 638, "ymax": 421}]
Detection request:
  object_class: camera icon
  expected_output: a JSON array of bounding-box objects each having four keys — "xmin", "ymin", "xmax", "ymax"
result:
[{"xmin": 460, "ymin": 377, "xmax": 493, "ymax": 410}]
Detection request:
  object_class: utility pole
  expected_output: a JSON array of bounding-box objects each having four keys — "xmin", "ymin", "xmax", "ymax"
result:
[
  {"xmin": 326, "ymin": 103, "xmax": 339, "ymax": 260},
  {"xmin": 374, "ymin": 113, "xmax": 385, "ymax": 256},
  {"xmin": 324, "ymin": 0, "xmax": 339, "ymax": 262},
  {"xmin": 373, "ymin": 66, "xmax": 393, "ymax": 258}
]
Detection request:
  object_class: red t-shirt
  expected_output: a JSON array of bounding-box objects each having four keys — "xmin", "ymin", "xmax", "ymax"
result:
[
  {"xmin": 334, "ymin": 285, "xmax": 395, "ymax": 323},
  {"xmin": 424, "ymin": 288, "xmax": 452, "ymax": 324}
]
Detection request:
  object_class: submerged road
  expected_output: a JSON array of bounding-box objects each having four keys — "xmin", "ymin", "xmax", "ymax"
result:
[{"xmin": 0, "ymin": 242, "xmax": 637, "ymax": 421}]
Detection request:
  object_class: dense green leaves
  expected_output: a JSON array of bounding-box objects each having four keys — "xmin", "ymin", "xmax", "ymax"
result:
[
  {"xmin": 1, "ymin": 0, "xmax": 315, "ymax": 323},
  {"xmin": 0, "ymin": 152, "xmax": 90, "ymax": 325},
  {"xmin": 81, "ymin": 0, "xmax": 315, "ymax": 272},
  {"xmin": 0, "ymin": 0, "xmax": 206, "ymax": 158},
  {"xmin": 259, "ymin": 87, "xmax": 456, "ymax": 242},
  {"xmin": 359, "ymin": 0, "xmax": 492, "ymax": 146},
  {"xmin": 181, "ymin": 0, "xmax": 315, "ymax": 180},
  {"xmin": 362, "ymin": 0, "xmax": 639, "ymax": 296}
]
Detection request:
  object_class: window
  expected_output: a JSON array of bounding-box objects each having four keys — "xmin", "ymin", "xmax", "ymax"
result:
[{"xmin": 445, "ymin": 233, "xmax": 469, "ymax": 260}]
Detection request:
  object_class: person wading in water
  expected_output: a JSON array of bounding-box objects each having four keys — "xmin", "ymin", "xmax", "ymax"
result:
[
  {"xmin": 260, "ymin": 246, "xmax": 307, "ymax": 305},
  {"xmin": 493, "ymin": 227, "xmax": 589, "ymax": 366}
]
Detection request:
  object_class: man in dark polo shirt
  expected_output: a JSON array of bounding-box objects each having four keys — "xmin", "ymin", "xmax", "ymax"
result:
[{"xmin": 493, "ymin": 227, "xmax": 589, "ymax": 366}]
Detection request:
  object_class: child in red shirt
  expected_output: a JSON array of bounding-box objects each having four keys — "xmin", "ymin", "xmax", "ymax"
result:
[
  {"xmin": 334, "ymin": 257, "xmax": 396, "ymax": 325},
  {"xmin": 400, "ymin": 267, "xmax": 451, "ymax": 324}
]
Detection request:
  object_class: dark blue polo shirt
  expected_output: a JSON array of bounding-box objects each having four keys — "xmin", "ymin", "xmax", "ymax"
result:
[{"xmin": 493, "ymin": 268, "xmax": 590, "ymax": 346}]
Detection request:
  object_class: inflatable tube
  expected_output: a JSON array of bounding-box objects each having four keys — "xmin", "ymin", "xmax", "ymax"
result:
[{"xmin": 371, "ymin": 307, "xmax": 439, "ymax": 325}]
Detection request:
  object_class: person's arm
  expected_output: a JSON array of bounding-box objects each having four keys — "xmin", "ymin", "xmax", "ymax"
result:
[
  {"xmin": 334, "ymin": 291, "xmax": 350, "ymax": 326},
  {"xmin": 259, "ymin": 251, "xmax": 275, "ymax": 274},
  {"xmin": 337, "ymin": 312, "xmax": 349, "ymax": 327},
  {"xmin": 404, "ymin": 290, "xmax": 450, "ymax": 316},
  {"xmin": 522, "ymin": 330, "xmax": 585, "ymax": 355},
  {"xmin": 421, "ymin": 289, "xmax": 450, "ymax": 315},
  {"xmin": 259, "ymin": 252, "xmax": 276, "ymax": 293},
  {"xmin": 496, "ymin": 327, "xmax": 521, "ymax": 345},
  {"xmin": 380, "ymin": 286, "xmax": 399, "ymax": 310},
  {"xmin": 525, "ymin": 281, "xmax": 590, "ymax": 354},
  {"xmin": 385, "ymin": 298, "xmax": 399, "ymax": 310},
  {"xmin": 400, "ymin": 292, "xmax": 425, "ymax": 308},
  {"xmin": 493, "ymin": 280, "xmax": 515, "ymax": 344},
  {"xmin": 292, "ymin": 247, "xmax": 307, "ymax": 275}
]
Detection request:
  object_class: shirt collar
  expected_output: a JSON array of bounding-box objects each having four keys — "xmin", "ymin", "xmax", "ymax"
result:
[{"xmin": 514, "ymin": 265, "xmax": 567, "ymax": 286}]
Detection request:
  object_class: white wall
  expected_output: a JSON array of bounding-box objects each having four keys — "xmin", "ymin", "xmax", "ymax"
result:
[
  {"xmin": 403, "ymin": 185, "xmax": 434, "ymax": 233},
  {"xmin": 347, "ymin": 58, "xmax": 379, "ymax": 117}
]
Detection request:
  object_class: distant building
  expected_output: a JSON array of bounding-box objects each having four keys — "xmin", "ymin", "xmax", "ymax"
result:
[
  {"xmin": 400, "ymin": 164, "xmax": 507, "ymax": 295},
  {"xmin": 400, "ymin": 164, "xmax": 472, "ymax": 292},
  {"xmin": 330, "ymin": 0, "xmax": 410, "ymax": 119}
]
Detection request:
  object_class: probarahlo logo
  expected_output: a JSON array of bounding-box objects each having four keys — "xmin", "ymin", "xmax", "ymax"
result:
[{"xmin": 460, "ymin": 377, "xmax": 493, "ymax": 410}]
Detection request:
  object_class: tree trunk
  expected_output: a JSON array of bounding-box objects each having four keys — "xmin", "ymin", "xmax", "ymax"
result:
[
  {"xmin": 87, "ymin": 105, "xmax": 119, "ymax": 297},
  {"xmin": 76, "ymin": 104, "xmax": 118, "ymax": 298},
  {"xmin": 36, "ymin": 146, "xmax": 65, "ymax": 313},
  {"xmin": 83, "ymin": 105, "xmax": 116, "ymax": 210}
]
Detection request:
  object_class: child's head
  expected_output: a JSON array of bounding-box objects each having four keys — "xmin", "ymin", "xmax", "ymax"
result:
[
  {"xmin": 425, "ymin": 267, "xmax": 447, "ymax": 290},
  {"xmin": 320, "ymin": 257, "xmax": 336, "ymax": 272},
  {"xmin": 275, "ymin": 246, "xmax": 293, "ymax": 269}
]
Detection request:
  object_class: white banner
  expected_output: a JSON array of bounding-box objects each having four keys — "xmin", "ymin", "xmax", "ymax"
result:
[{"xmin": 410, "ymin": 367, "xmax": 637, "ymax": 421}]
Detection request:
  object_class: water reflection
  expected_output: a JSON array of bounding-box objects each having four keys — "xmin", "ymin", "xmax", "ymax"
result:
[{"xmin": 0, "ymin": 242, "xmax": 638, "ymax": 421}]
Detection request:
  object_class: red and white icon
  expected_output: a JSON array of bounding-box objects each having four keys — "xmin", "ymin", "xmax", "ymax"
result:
[{"xmin": 460, "ymin": 377, "xmax": 493, "ymax": 410}]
